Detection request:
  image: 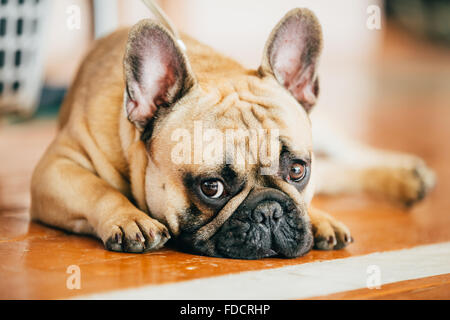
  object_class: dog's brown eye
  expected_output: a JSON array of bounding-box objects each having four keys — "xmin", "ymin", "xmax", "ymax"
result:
[
  {"xmin": 201, "ymin": 180, "xmax": 224, "ymax": 199},
  {"xmin": 289, "ymin": 163, "xmax": 306, "ymax": 182}
]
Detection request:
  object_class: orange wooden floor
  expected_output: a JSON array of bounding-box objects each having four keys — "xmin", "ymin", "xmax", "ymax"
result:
[{"xmin": 0, "ymin": 26, "xmax": 449, "ymax": 300}]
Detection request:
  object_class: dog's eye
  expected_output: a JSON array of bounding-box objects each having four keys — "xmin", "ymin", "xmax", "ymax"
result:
[
  {"xmin": 201, "ymin": 180, "xmax": 225, "ymax": 199},
  {"xmin": 288, "ymin": 162, "xmax": 306, "ymax": 182}
]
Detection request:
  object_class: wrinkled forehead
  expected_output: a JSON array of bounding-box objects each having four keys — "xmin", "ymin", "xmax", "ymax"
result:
[{"xmin": 150, "ymin": 76, "xmax": 312, "ymax": 168}]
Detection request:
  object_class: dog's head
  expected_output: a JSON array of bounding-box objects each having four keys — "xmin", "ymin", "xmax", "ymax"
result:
[{"xmin": 123, "ymin": 9, "xmax": 322, "ymax": 259}]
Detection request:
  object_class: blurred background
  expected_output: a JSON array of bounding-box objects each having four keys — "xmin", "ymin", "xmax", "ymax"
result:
[
  {"xmin": 0, "ymin": 0, "xmax": 449, "ymax": 210},
  {"xmin": 0, "ymin": 0, "xmax": 448, "ymax": 121}
]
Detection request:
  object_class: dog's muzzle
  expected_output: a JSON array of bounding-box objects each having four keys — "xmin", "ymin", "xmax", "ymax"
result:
[{"xmin": 180, "ymin": 188, "xmax": 313, "ymax": 260}]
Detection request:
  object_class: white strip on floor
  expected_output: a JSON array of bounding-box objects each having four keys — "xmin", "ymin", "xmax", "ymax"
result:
[{"xmin": 77, "ymin": 242, "xmax": 450, "ymax": 300}]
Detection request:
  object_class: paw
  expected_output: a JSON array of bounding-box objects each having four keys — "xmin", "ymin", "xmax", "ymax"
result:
[
  {"xmin": 372, "ymin": 159, "xmax": 436, "ymax": 207},
  {"xmin": 402, "ymin": 161, "xmax": 436, "ymax": 206},
  {"xmin": 310, "ymin": 210, "xmax": 353, "ymax": 251},
  {"xmin": 100, "ymin": 213, "xmax": 170, "ymax": 253}
]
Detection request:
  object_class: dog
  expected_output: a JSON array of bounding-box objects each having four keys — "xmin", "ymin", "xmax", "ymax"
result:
[{"xmin": 30, "ymin": 6, "xmax": 435, "ymax": 259}]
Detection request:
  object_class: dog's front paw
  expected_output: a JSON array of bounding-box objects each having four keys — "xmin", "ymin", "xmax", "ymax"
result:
[
  {"xmin": 309, "ymin": 208, "xmax": 353, "ymax": 251},
  {"xmin": 100, "ymin": 212, "xmax": 170, "ymax": 253}
]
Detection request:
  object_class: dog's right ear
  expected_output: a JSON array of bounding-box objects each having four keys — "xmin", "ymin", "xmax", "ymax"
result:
[{"xmin": 124, "ymin": 20, "xmax": 195, "ymax": 131}]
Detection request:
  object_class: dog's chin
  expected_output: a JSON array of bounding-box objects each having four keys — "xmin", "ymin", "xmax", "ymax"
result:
[{"xmin": 178, "ymin": 191, "xmax": 314, "ymax": 260}]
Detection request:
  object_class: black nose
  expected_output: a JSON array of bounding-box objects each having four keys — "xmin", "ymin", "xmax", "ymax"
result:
[
  {"xmin": 204, "ymin": 188, "xmax": 314, "ymax": 259},
  {"xmin": 251, "ymin": 200, "xmax": 283, "ymax": 223}
]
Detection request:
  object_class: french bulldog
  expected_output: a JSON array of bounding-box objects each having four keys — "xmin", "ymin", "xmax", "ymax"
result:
[{"xmin": 31, "ymin": 7, "xmax": 435, "ymax": 259}]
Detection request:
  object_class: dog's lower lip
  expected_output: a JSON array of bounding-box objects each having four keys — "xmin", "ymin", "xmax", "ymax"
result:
[
  {"xmin": 258, "ymin": 248, "xmax": 277, "ymax": 258},
  {"xmin": 221, "ymin": 248, "xmax": 278, "ymax": 260}
]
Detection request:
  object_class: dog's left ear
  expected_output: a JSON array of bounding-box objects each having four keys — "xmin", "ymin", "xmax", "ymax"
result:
[
  {"xmin": 260, "ymin": 8, "xmax": 323, "ymax": 113},
  {"xmin": 124, "ymin": 20, "xmax": 195, "ymax": 130}
]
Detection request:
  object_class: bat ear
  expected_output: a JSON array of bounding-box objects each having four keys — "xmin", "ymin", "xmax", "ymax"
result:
[
  {"xmin": 124, "ymin": 20, "xmax": 195, "ymax": 130},
  {"xmin": 260, "ymin": 8, "xmax": 323, "ymax": 113}
]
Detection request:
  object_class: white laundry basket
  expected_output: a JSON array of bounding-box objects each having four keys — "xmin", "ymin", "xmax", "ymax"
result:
[{"xmin": 0, "ymin": 0, "xmax": 49, "ymax": 117}]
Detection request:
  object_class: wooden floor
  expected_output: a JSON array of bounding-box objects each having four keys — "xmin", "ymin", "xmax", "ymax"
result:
[{"xmin": 0, "ymin": 26, "xmax": 449, "ymax": 300}]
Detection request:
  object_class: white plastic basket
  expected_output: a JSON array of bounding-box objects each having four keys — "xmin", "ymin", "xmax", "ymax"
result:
[{"xmin": 0, "ymin": 0, "xmax": 49, "ymax": 117}]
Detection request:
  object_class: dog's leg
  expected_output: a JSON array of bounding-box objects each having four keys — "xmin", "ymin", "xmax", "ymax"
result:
[
  {"xmin": 312, "ymin": 120, "xmax": 436, "ymax": 206},
  {"xmin": 309, "ymin": 207, "xmax": 353, "ymax": 250},
  {"xmin": 31, "ymin": 149, "xmax": 170, "ymax": 253}
]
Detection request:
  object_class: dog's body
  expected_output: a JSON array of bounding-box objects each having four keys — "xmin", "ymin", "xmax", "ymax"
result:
[{"xmin": 31, "ymin": 9, "xmax": 435, "ymax": 259}]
